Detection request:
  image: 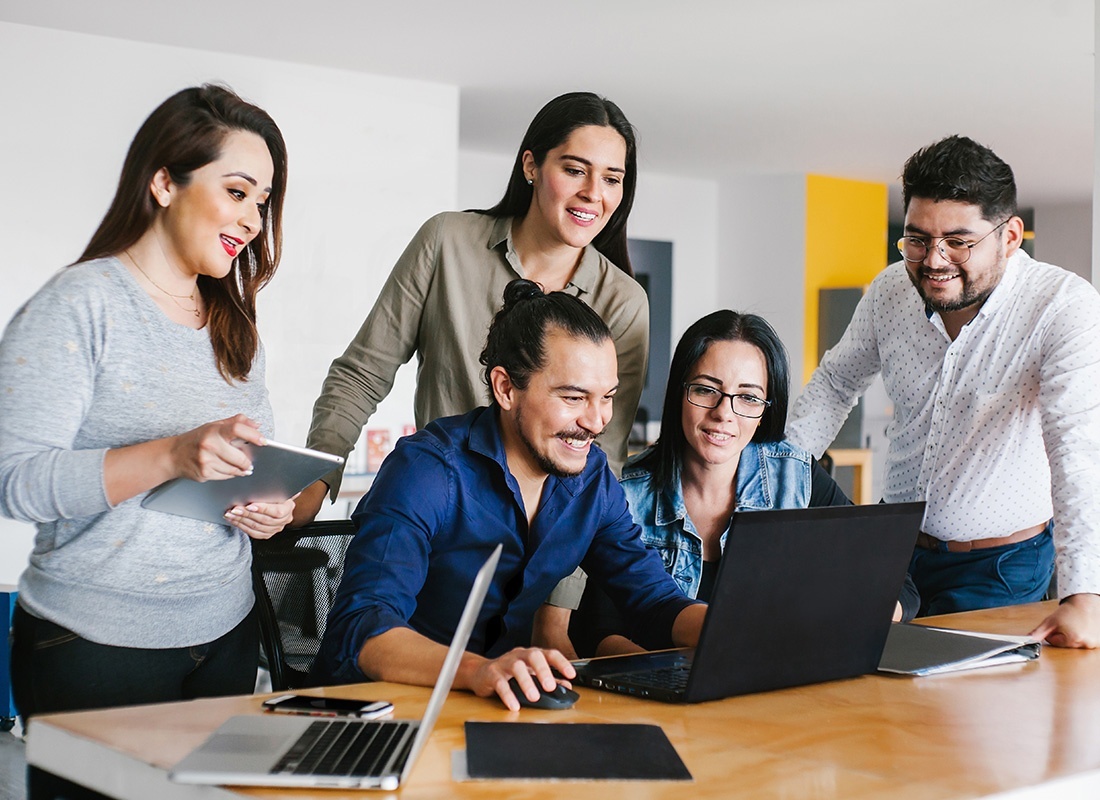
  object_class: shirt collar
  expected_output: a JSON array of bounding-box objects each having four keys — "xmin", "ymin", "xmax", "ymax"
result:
[
  {"xmin": 734, "ymin": 442, "xmax": 771, "ymax": 510},
  {"xmin": 654, "ymin": 472, "xmax": 688, "ymax": 527},
  {"xmin": 972, "ymin": 249, "xmax": 1023, "ymax": 320},
  {"xmin": 487, "ymin": 215, "xmax": 512, "ymax": 251},
  {"xmin": 469, "ymin": 405, "xmax": 504, "ymax": 458},
  {"xmin": 920, "ymin": 250, "xmax": 1025, "ymax": 333},
  {"xmin": 486, "ymin": 215, "xmax": 600, "ymax": 297},
  {"xmin": 651, "ymin": 444, "xmax": 770, "ymax": 523}
]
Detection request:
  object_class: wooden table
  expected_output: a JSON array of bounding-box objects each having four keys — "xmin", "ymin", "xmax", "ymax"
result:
[{"xmin": 25, "ymin": 601, "xmax": 1100, "ymax": 799}]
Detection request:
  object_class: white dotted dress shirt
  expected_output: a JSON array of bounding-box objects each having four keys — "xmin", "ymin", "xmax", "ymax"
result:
[{"xmin": 788, "ymin": 252, "xmax": 1100, "ymax": 598}]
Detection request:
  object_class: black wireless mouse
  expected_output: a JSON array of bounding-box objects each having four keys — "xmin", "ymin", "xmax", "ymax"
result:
[{"xmin": 506, "ymin": 678, "xmax": 579, "ymax": 710}]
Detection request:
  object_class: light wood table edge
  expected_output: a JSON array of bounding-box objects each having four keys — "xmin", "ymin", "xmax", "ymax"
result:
[{"xmin": 23, "ymin": 600, "xmax": 1100, "ymax": 800}]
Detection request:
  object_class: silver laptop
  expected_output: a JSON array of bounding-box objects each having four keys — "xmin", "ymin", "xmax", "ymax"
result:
[
  {"xmin": 143, "ymin": 440, "xmax": 344, "ymax": 525},
  {"xmin": 170, "ymin": 544, "xmax": 502, "ymax": 791}
]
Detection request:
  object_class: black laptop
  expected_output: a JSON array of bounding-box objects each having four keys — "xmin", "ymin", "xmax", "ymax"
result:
[{"xmin": 572, "ymin": 502, "xmax": 924, "ymax": 703}]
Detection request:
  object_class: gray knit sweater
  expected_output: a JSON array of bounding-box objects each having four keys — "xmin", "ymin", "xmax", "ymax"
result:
[{"xmin": 0, "ymin": 257, "xmax": 273, "ymax": 648}]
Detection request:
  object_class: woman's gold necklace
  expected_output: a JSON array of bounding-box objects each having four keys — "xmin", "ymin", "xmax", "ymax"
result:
[{"xmin": 124, "ymin": 250, "xmax": 201, "ymax": 318}]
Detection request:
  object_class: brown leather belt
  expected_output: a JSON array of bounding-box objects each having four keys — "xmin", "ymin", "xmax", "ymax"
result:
[{"xmin": 915, "ymin": 523, "xmax": 1048, "ymax": 553}]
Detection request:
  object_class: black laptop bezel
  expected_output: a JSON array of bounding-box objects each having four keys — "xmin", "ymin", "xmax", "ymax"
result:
[{"xmin": 574, "ymin": 502, "xmax": 924, "ymax": 703}]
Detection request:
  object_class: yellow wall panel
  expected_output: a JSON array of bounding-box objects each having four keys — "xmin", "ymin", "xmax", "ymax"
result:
[{"xmin": 803, "ymin": 175, "xmax": 888, "ymax": 385}]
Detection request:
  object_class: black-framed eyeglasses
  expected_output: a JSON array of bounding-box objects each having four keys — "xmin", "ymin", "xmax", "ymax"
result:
[
  {"xmin": 896, "ymin": 218, "xmax": 1010, "ymax": 266},
  {"xmin": 684, "ymin": 383, "xmax": 771, "ymax": 419}
]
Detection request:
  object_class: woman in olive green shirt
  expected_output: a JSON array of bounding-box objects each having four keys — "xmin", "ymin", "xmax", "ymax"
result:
[{"xmin": 297, "ymin": 92, "xmax": 649, "ymax": 525}]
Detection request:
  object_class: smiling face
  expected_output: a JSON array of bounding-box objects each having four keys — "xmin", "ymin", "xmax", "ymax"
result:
[
  {"xmin": 521, "ymin": 124, "xmax": 627, "ymax": 251},
  {"xmin": 496, "ymin": 328, "xmax": 618, "ymax": 479},
  {"xmin": 154, "ymin": 129, "xmax": 274, "ymax": 280},
  {"xmin": 902, "ymin": 197, "xmax": 1021, "ymax": 322},
  {"xmin": 680, "ymin": 339, "xmax": 768, "ymax": 473}
]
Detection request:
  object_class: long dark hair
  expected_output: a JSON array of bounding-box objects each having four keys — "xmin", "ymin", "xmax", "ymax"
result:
[
  {"xmin": 80, "ymin": 84, "xmax": 288, "ymax": 382},
  {"xmin": 480, "ymin": 279, "xmax": 611, "ymax": 405},
  {"xmin": 478, "ymin": 92, "xmax": 637, "ymax": 276},
  {"xmin": 642, "ymin": 310, "xmax": 791, "ymax": 497}
]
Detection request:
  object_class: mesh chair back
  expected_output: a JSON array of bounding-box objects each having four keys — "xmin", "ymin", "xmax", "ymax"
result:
[{"xmin": 252, "ymin": 520, "xmax": 356, "ymax": 690}]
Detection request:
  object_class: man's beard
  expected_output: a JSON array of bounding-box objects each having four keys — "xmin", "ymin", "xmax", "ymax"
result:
[
  {"xmin": 514, "ymin": 408, "xmax": 598, "ymax": 479},
  {"xmin": 907, "ymin": 267, "xmax": 997, "ymax": 313}
]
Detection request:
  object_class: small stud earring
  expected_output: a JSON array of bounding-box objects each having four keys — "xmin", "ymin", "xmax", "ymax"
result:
[{"xmin": 526, "ymin": 179, "xmax": 533, "ymax": 186}]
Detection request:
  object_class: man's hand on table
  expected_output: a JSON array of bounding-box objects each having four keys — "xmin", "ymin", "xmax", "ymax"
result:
[
  {"xmin": 462, "ymin": 646, "xmax": 576, "ymax": 712},
  {"xmin": 1030, "ymin": 593, "xmax": 1100, "ymax": 648}
]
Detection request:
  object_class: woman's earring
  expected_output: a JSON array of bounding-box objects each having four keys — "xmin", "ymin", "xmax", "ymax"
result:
[{"xmin": 526, "ymin": 178, "xmax": 533, "ymax": 186}]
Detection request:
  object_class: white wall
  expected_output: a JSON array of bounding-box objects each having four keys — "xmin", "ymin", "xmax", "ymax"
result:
[
  {"xmin": 1034, "ymin": 200, "xmax": 1093, "ymax": 280},
  {"xmin": 1095, "ymin": 4, "xmax": 1100, "ymax": 288},
  {"xmin": 630, "ymin": 172, "xmax": 720, "ymax": 342},
  {"xmin": 454, "ymin": 151, "xmax": 510, "ymax": 211},
  {"xmin": 717, "ymin": 175, "xmax": 808, "ymax": 385},
  {"xmin": 458, "ymin": 150, "xmax": 720, "ymax": 359},
  {"xmin": 0, "ymin": 22, "xmax": 457, "ymax": 583}
]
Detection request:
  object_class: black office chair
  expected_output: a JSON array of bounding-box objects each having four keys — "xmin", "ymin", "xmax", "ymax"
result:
[{"xmin": 251, "ymin": 520, "xmax": 356, "ymax": 690}]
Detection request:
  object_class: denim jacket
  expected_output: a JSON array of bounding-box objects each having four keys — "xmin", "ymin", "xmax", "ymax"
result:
[{"xmin": 620, "ymin": 440, "xmax": 813, "ymax": 599}]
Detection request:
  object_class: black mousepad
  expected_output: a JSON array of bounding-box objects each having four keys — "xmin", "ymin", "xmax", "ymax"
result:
[{"xmin": 464, "ymin": 722, "xmax": 692, "ymax": 781}]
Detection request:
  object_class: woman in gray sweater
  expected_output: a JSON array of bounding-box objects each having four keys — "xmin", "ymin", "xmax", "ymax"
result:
[{"xmin": 0, "ymin": 85, "xmax": 293, "ymax": 718}]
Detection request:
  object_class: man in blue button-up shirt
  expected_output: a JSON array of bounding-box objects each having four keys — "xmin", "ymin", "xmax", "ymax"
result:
[{"xmin": 315, "ymin": 280, "xmax": 705, "ymax": 709}]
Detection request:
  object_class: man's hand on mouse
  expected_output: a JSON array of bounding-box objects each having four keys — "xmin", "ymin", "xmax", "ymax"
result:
[{"xmin": 464, "ymin": 646, "xmax": 576, "ymax": 711}]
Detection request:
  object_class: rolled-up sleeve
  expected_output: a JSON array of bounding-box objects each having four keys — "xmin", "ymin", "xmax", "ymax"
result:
[
  {"xmin": 1038, "ymin": 286, "xmax": 1100, "ymax": 598},
  {"xmin": 787, "ymin": 281, "xmax": 883, "ymax": 458},
  {"xmin": 314, "ymin": 437, "xmax": 454, "ymax": 684},
  {"xmin": 601, "ymin": 290, "xmax": 649, "ymax": 477}
]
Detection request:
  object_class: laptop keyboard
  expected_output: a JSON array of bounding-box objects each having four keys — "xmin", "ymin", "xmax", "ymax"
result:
[
  {"xmin": 608, "ymin": 665, "xmax": 691, "ymax": 692},
  {"xmin": 272, "ymin": 719, "xmax": 413, "ymax": 777}
]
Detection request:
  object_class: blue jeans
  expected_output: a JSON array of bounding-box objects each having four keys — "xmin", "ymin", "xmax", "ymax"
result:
[
  {"xmin": 11, "ymin": 602, "xmax": 258, "ymax": 720},
  {"xmin": 909, "ymin": 525, "xmax": 1055, "ymax": 617}
]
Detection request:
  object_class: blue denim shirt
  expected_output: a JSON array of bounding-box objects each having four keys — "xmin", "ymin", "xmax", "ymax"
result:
[
  {"xmin": 314, "ymin": 407, "xmax": 698, "ymax": 684},
  {"xmin": 621, "ymin": 440, "xmax": 813, "ymax": 599}
]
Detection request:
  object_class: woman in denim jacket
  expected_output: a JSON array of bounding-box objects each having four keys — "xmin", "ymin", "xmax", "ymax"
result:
[{"xmin": 572, "ymin": 310, "xmax": 919, "ymax": 656}]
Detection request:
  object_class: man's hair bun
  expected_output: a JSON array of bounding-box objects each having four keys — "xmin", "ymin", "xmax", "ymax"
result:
[{"xmin": 501, "ymin": 279, "xmax": 545, "ymax": 311}]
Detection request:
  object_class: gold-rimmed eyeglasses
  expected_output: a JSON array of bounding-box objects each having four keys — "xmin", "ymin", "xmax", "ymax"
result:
[{"xmin": 896, "ymin": 218, "xmax": 1010, "ymax": 266}]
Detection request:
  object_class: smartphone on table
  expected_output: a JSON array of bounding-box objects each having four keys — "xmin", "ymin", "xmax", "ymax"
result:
[{"xmin": 262, "ymin": 694, "xmax": 394, "ymax": 719}]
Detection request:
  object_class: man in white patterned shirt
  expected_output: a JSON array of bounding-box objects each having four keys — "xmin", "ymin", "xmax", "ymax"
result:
[{"xmin": 788, "ymin": 135, "xmax": 1100, "ymax": 648}]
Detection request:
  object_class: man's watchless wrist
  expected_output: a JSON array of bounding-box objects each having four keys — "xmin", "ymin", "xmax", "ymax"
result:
[{"xmin": 1060, "ymin": 592, "xmax": 1100, "ymax": 605}]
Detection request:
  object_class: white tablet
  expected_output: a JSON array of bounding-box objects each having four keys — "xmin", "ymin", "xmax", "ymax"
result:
[{"xmin": 141, "ymin": 440, "xmax": 344, "ymax": 525}]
